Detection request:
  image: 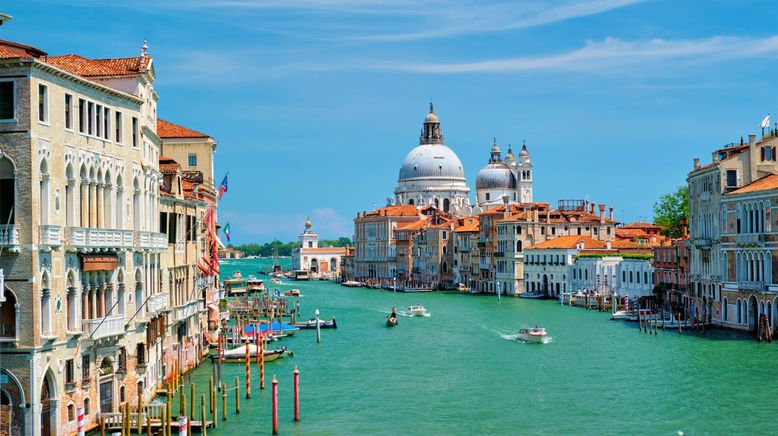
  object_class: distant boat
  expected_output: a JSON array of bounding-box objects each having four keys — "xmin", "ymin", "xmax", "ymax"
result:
[
  {"xmin": 284, "ymin": 289, "xmax": 301, "ymax": 297},
  {"xmin": 245, "ymin": 323, "xmax": 300, "ymax": 336},
  {"xmin": 341, "ymin": 281, "xmax": 363, "ymax": 288},
  {"xmin": 271, "ymin": 278, "xmax": 282, "ymax": 285},
  {"xmin": 293, "ymin": 317, "xmax": 337, "ymax": 329},
  {"xmin": 386, "ymin": 316, "xmax": 398, "ymax": 327},
  {"xmin": 519, "ymin": 292, "xmax": 546, "ymax": 300},
  {"xmin": 223, "ymin": 271, "xmax": 247, "ymax": 295},
  {"xmin": 516, "ymin": 327, "xmax": 549, "ymax": 344},
  {"xmin": 247, "ymin": 276, "xmax": 265, "ymax": 293},
  {"xmin": 407, "ymin": 305, "xmax": 429, "ymax": 316}
]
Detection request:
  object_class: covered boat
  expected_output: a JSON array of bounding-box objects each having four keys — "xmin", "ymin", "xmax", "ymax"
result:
[
  {"xmin": 245, "ymin": 322, "xmax": 300, "ymax": 336},
  {"xmin": 213, "ymin": 344, "xmax": 290, "ymax": 362},
  {"xmin": 293, "ymin": 317, "xmax": 337, "ymax": 329},
  {"xmin": 247, "ymin": 275, "xmax": 266, "ymax": 293},
  {"xmin": 223, "ymin": 271, "xmax": 247, "ymax": 295}
]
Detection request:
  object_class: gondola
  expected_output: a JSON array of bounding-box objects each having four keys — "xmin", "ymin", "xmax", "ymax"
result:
[
  {"xmin": 293, "ymin": 317, "xmax": 337, "ymax": 329},
  {"xmin": 386, "ymin": 316, "xmax": 398, "ymax": 327}
]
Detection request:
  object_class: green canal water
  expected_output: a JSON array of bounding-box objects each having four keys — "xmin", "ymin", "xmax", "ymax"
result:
[{"xmin": 180, "ymin": 259, "xmax": 778, "ymax": 435}]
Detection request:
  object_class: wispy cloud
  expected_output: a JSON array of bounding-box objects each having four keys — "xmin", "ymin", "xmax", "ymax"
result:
[
  {"xmin": 378, "ymin": 35, "xmax": 778, "ymax": 73},
  {"xmin": 44, "ymin": 0, "xmax": 643, "ymax": 42}
]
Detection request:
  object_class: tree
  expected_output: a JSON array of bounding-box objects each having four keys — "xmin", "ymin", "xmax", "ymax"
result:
[{"xmin": 653, "ymin": 186, "xmax": 688, "ymax": 239}]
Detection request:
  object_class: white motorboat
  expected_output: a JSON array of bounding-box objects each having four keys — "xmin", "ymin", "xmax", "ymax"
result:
[
  {"xmin": 611, "ymin": 310, "xmax": 637, "ymax": 321},
  {"xmin": 271, "ymin": 277, "xmax": 282, "ymax": 285},
  {"xmin": 516, "ymin": 327, "xmax": 549, "ymax": 344},
  {"xmin": 407, "ymin": 305, "xmax": 429, "ymax": 316},
  {"xmin": 214, "ymin": 344, "xmax": 290, "ymax": 362}
]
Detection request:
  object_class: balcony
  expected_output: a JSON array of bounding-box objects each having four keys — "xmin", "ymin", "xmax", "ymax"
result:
[
  {"xmin": 134, "ymin": 231, "xmax": 167, "ymax": 252},
  {"xmin": 693, "ymin": 238, "xmax": 711, "ymax": 248},
  {"xmin": 735, "ymin": 233, "xmax": 764, "ymax": 246},
  {"xmin": 0, "ymin": 225, "xmax": 20, "ymax": 252},
  {"xmin": 146, "ymin": 292, "xmax": 169, "ymax": 318},
  {"xmin": 66, "ymin": 227, "xmax": 133, "ymax": 251},
  {"xmin": 174, "ymin": 300, "xmax": 199, "ymax": 322},
  {"xmin": 81, "ymin": 315, "xmax": 124, "ymax": 341},
  {"xmin": 38, "ymin": 225, "xmax": 62, "ymax": 250}
]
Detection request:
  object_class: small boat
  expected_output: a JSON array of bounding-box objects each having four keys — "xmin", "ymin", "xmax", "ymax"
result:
[
  {"xmin": 341, "ymin": 281, "xmax": 363, "ymax": 288},
  {"xmin": 271, "ymin": 278, "xmax": 282, "ymax": 285},
  {"xmin": 284, "ymin": 289, "xmax": 301, "ymax": 297},
  {"xmin": 293, "ymin": 317, "xmax": 337, "ymax": 329},
  {"xmin": 386, "ymin": 316, "xmax": 398, "ymax": 327},
  {"xmin": 516, "ymin": 327, "xmax": 549, "ymax": 344},
  {"xmin": 245, "ymin": 323, "xmax": 300, "ymax": 337},
  {"xmin": 212, "ymin": 344, "xmax": 290, "ymax": 362},
  {"xmin": 407, "ymin": 305, "xmax": 429, "ymax": 317},
  {"xmin": 457, "ymin": 283, "xmax": 470, "ymax": 293},
  {"xmin": 247, "ymin": 276, "xmax": 266, "ymax": 293},
  {"xmin": 223, "ymin": 271, "xmax": 247, "ymax": 295},
  {"xmin": 520, "ymin": 292, "xmax": 546, "ymax": 300}
]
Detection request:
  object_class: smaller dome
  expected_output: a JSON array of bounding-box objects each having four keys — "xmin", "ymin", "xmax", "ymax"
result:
[
  {"xmin": 476, "ymin": 162, "xmax": 516, "ymax": 190},
  {"xmin": 304, "ymin": 217, "xmax": 312, "ymax": 229},
  {"xmin": 424, "ymin": 112, "xmax": 439, "ymax": 123},
  {"xmin": 505, "ymin": 147, "xmax": 515, "ymax": 165}
]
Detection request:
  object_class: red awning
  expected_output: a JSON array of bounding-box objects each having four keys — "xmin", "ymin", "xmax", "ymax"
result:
[{"xmin": 80, "ymin": 254, "xmax": 119, "ymax": 271}]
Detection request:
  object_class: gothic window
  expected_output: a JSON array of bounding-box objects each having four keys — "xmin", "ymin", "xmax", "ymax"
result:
[{"xmin": 0, "ymin": 154, "xmax": 14, "ymax": 224}]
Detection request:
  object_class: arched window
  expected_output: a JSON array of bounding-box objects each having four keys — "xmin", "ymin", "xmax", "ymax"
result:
[
  {"xmin": 443, "ymin": 198, "xmax": 450, "ymax": 212},
  {"xmin": 0, "ymin": 154, "xmax": 15, "ymax": 224},
  {"xmin": 84, "ymin": 398, "xmax": 90, "ymax": 415},
  {"xmin": 39, "ymin": 159, "xmax": 49, "ymax": 225},
  {"xmin": 442, "ymin": 261, "xmax": 448, "ymax": 273},
  {"xmin": 516, "ymin": 241, "xmax": 522, "ymax": 252},
  {"xmin": 737, "ymin": 299, "xmax": 742, "ymax": 324},
  {"xmin": 120, "ymin": 385, "xmax": 126, "ymax": 403},
  {"xmin": 40, "ymin": 272, "xmax": 51, "ymax": 336},
  {"xmin": 408, "ymin": 198, "xmax": 414, "ymax": 206},
  {"xmin": 67, "ymin": 403, "xmax": 75, "ymax": 422},
  {"xmin": 0, "ymin": 290, "xmax": 17, "ymax": 339}
]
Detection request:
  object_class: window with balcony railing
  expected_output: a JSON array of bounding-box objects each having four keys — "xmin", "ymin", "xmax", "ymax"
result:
[{"xmin": 81, "ymin": 355, "xmax": 91, "ymax": 387}]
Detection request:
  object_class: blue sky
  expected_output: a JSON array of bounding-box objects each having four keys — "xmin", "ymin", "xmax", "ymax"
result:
[{"xmin": 4, "ymin": 0, "xmax": 778, "ymax": 243}]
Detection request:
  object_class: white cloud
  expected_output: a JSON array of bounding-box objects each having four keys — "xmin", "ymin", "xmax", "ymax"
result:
[{"xmin": 378, "ymin": 35, "xmax": 778, "ymax": 73}]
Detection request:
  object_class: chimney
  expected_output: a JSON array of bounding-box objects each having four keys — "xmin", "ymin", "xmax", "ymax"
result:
[
  {"xmin": 693, "ymin": 158, "xmax": 700, "ymax": 170},
  {"xmin": 609, "ymin": 207, "xmax": 614, "ymax": 221},
  {"xmin": 598, "ymin": 204, "xmax": 606, "ymax": 223},
  {"xmin": 749, "ymin": 134, "xmax": 756, "ymax": 146},
  {"xmin": 534, "ymin": 209, "xmax": 539, "ymax": 223},
  {"xmin": 590, "ymin": 203, "xmax": 595, "ymax": 214}
]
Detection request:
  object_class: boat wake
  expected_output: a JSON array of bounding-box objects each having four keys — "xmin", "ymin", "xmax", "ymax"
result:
[{"xmin": 397, "ymin": 311, "xmax": 431, "ymax": 317}]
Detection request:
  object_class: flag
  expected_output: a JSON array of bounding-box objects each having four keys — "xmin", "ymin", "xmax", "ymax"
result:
[
  {"xmin": 761, "ymin": 114, "xmax": 771, "ymax": 128},
  {"xmin": 217, "ymin": 173, "xmax": 229, "ymax": 199},
  {"xmin": 224, "ymin": 223, "xmax": 231, "ymax": 242}
]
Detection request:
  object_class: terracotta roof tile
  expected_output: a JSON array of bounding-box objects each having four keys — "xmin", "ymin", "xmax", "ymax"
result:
[
  {"xmin": 157, "ymin": 119, "xmax": 210, "ymax": 139},
  {"xmin": 0, "ymin": 39, "xmax": 46, "ymax": 59},
  {"xmin": 46, "ymin": 54, "xmax": 150, "ymax": 77},
  {"xmin": 527, "ymin": 235, "xmax": 606, "ymax": 250},
  {"xmin": 726, "ymin": 173, "xmax": 778, "ymax": 195},
  {"xmin": 621, "ymin": 222, "xmax": 660, "ymax": 229},
  {"xmin": 159, "ymin": 156, "xmax": 180, "ymax": 174},
  {"xmin": 396, "ymin": 219, "xmax": 429, "ymax": 232},
  {"xmin": 362, "ymin": 205, "xmax": 420, "ymax": 218}
]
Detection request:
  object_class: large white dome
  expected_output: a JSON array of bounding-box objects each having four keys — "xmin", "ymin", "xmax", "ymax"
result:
[
  {"xmin": 398, "ymin": 143, "xmax": 466, "ymax": 181},
  {"xmin": 476, "ymin": 162, "xmax": 516, "ymax": 189}
]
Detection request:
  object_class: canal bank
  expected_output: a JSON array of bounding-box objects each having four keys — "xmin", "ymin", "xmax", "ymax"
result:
[{"xmin": 169, "ymin": 259, "xmax": 778, "ymax": 435}]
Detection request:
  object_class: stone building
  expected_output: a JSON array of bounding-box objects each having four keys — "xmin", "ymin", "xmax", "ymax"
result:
[
  {"xmin": 352, "ymin": 205, "xmax": 423, "ymax": 283},
  {"xmin": 0, "ymin": 39, "xmax": 166, "ymax": 435},
  {"xmin": 688, "ymin": 133, "xmax": 778, "ymax": 327},
  {"xmin": 653, "ymin": 238, "xmax": 689, "ymax": 306},
  {"xmin": 291, "ymin": 218, "xmax": 347, "ymax": 280}
]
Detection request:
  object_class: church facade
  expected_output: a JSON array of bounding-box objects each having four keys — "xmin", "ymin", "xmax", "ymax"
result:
[{"xmin": 291, "ymin": 218, "xmax": 347, "ymax": 280}]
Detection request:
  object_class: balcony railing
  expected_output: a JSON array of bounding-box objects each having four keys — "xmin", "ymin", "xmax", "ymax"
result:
[
  {"xmin": 174, "ymin": 300, "xmax": 199, "ymax": 322},
  {"xmin": 146, "ymin": 292, "xmax": 169, "ymax": 318},
  {"xmin": 66, "ymin": 227, "xmax": 133, "ymax": 251},
  {"xmin": 0, "ymin": 225, "xmax": 20, "ymax": 252},
  {"xmin": 693, "ymin": 238, "xmax": 711, "ymax": 248},
  {"xmin": 38, "ymin": 225, "xmax": 62, "ymax": 249},
  {"xmin": 735, "ymin": 234, "xmax": 764, "ymax": 246},
  {"xmin": 82, "ymin": 315, "xmax": 124, "ymax": 341},
  {"xmin": 134, "ymin": 231, "xmax": 168, "ymax": 251}
]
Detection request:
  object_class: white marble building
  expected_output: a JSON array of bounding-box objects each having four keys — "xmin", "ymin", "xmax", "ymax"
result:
[{"xmin": 394, "ymin": 105, "xmax": 471, "ymax": 213}]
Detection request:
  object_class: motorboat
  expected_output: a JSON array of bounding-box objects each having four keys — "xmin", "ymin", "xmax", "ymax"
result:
[
  {"xmin": 222, "ymin": 271, "xmax": 247, "ymax": 295},
  {"xmin": 611, "ymin": 309, "xmax": 652, "ymax": 322},
  {"xmin": 212, "ymin": 344, "xmax": 290, "ymax": 362},
  {"xmin": 516, "ymin": 327, "xmax": 549, "ymax": 344},
  {"xmin": 407, "ymin": 305, "xmax": 429, "ymax": 316},
  {"xmin": 293, "ymin": 317, "xmax": 337, "ymax": 329},
  {"xmin": 271, "ymin": 277, "xmax": 282, "ymax": 285},
  {"xmin": 457, "ymin": 283, "xmax": 470, "ymax": 293},
  {"xmin": 520, "ymin": 292, "xmax": 546, "ymax": 300},
  {"xmin": 284, "ymin": 289, "xmax": 301, "ymax": 297},
  {"xmin": 247, "ymin": 276, "xmax": 265, "ymax": 293},
  {"xmin": 341, "ymin": 281, "xmax": 363, "ymax": 288}
]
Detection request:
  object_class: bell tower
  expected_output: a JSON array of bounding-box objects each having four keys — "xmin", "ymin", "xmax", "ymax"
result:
[
  {"xmin": 518, "ymin": 141, "xmax": 533, "ymax": 203},
  {"xmin": 299, "ymin": 217, "xmax": 319, "ymax": 249}
]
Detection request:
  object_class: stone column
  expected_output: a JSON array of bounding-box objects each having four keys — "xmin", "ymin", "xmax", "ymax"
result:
[
  {"xmin": 82, "ymin": 283, "xmax": 89, "ymax": 321},
  {"xmin": 89, "ymin": 182, "xmax": 97, "ymax": 228},
  {"xmin": 80, "ymin": 181, "xmax": 88, "ymax": 227},
  {"xmin": 106, "ymin": 283, "xmax": 114, "ymax": 316}
]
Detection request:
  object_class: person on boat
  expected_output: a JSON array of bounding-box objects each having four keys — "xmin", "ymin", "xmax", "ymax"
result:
[{"xmin": 390, "ymin": 306, "xmax": 397, "ymax": 319}]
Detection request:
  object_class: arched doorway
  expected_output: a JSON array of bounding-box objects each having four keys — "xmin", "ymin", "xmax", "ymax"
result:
[
  {"xmin": 329, "ymin": 258, "xmax": 337, "ymax": 272},
  {"xmin": 310, "ymin": 258, "xmax": 318, "ymax": 274},
  {"xmin": 98, "ymin": 358, "xmax": 114, "ymax": 413},
  {"xmin": 40, "ymin": 370, "xmax": 55, "ymax": 436},
  {"xmin": 1, "ymin": 369, "xmax": 25, "ymax": 436},
  {"xmin": 749, "ymin": 295, "xmax": 758, "ymax": 333},
  {"xmin": 542, "ymin": 275, "xmax": 549, "ymax": 294}
]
